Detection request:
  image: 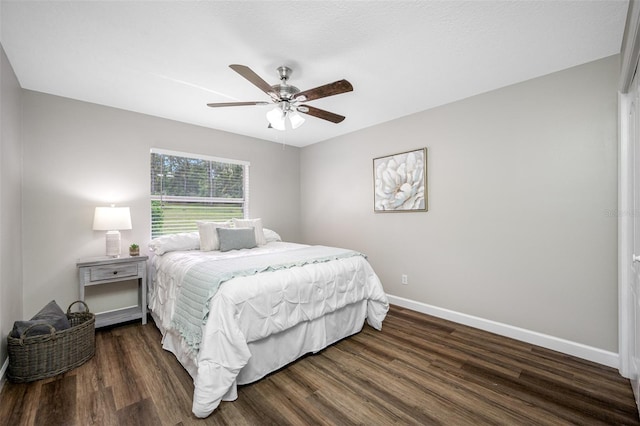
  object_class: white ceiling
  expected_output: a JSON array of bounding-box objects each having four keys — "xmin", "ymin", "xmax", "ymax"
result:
[{"xmin": 0, "ymin": 1, "xmax": 629, "ymax": 147}]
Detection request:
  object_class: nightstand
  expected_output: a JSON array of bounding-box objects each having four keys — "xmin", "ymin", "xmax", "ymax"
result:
[{"xmin": 77, "ymin": 255, "xmax": 148, "ymax": 328}]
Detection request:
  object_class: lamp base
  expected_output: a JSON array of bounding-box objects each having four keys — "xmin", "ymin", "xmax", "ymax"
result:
[{"xmin": 105, "ymin": 230, "xmax": 121, "ymax": 257}]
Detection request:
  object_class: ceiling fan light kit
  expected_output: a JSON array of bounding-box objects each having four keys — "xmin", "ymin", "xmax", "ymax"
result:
[
  {"xmin": 266, "ymin": 101, "xmax": 306, "ymax": 131},
  {"xmin": 207, "ymin": 64, "xmax": 353, "ymax": 131}
]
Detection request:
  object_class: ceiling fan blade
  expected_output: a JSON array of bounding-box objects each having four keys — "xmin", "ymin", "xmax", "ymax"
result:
[
  {"xmin": 295, "ymin": 80, "xmax": 353, "ymax": 102},
  {"xmin": 207, "ymin": 101, "xmax": 270, "ymax": 108},
  {"xmin": 298, "ymin": 105, "xmax": 346, "ymax": 123},
  {"xmin": 229, "ymin": 64, "xmax": 278, "ymax": 99}
]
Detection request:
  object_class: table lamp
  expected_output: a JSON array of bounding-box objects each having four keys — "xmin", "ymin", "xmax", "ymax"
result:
[{"xmin": 93, "ymin": 206, "xmax": 132, "ymax": 257}]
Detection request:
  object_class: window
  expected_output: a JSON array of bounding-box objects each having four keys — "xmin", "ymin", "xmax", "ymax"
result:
[{"xmin": 150, "ymin": 148, "xmax": 249, "ymax": 238}]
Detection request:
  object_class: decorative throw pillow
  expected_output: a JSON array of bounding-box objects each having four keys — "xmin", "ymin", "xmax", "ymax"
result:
[
  {"xmin": 148, "ymin": 231, "xmax": 200, "ymax": 255},
  {"xmin": 232, "ymin": 218, "xmax": 267, "ymax": 246},
  {"xmin": 197, "ymin": 221, "xmax": 231, "ymax": 251},
  {"xmin": 11, "ymin": 300, "xmax": 71, "ymax": 338},
  {"xmin": 217, "ymin": 227, "xmax": 257, "ymax": 252},
  {"xmin": 263, "ymin": 228, "xmax": 282, "ymax": 243}
]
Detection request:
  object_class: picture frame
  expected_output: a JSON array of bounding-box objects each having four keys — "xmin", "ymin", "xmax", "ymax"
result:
[{"xmin": 373, "ymin": 148, "xmax": 427, "ymax": 213}]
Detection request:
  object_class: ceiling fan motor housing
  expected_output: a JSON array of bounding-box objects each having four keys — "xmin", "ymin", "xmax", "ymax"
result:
[
  {"xmin": 272, "ymin": 84, "xmax": 300, "ymax": 101},
  {"xmin": 273, "ymin": 66, "xmax": 301, "ymax": 101}
]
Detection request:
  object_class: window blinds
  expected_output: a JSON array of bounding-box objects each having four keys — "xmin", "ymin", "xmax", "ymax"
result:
[{"xmin": 150, "ymin": 149, "xmax": 249, "ymax": 237}]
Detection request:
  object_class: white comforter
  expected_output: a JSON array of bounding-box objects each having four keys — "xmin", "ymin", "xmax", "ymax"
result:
[{"xmin": 149, "ymin": 242, "xmax": 389, "ymax": 418}]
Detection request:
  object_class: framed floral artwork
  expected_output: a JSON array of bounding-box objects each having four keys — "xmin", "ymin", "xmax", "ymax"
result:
[{"xmin": 373, "ymin": 148, "xmax": 427, "ymax": 212}]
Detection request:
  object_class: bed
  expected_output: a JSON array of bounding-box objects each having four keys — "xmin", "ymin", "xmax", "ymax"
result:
[{"xmin": 147, "ymin": 224, "xmax": 389, "ymax": 418}]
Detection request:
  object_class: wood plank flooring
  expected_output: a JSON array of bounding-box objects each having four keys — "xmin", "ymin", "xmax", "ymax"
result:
[{"xmin": 1, "ymin": 305, "xmax": 638, "ymax": 425}]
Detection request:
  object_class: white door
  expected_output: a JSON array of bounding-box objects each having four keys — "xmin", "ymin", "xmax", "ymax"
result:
[
  {"xmin": 619, "ymin": 66, "xmax": 640, "ymax": 406},
  {"xmin": 619, "ymin": 2, "xmax": 640, "ymax": 413},
  {"xmin": 632, "ymin": 86, "xmax": 639, "ymax": 406}
]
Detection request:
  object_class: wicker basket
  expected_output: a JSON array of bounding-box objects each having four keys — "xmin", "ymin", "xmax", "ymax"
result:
[{"xmin": 7, "ymin": 300, "xmax": 95, "ymax": 383}]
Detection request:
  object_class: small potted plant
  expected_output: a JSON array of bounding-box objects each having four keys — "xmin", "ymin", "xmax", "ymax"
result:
[{"xmin": 129, "ymin": 243, "xmax": 140, "ymax": 256}]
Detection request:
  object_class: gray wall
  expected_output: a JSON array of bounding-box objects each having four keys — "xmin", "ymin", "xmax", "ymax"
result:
[
  {"xmin": 21, "ymin": 91, "xmax": 300, "ymax": 316},
  {"xmin": 300, "ymin": 55, "xmax": 619, "ymax": 352},
  {"xmin": 0, "ymin": 43, "xmax": 23, "ymax": 367},
  {"xmin": 5, "ymin": 53, "xmax": 621, "ymax": 361}
]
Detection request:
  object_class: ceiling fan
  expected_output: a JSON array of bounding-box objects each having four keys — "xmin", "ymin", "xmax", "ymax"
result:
[{"xmin": 206, "ymin": 64, "xmax": 353, "ymax": 130}]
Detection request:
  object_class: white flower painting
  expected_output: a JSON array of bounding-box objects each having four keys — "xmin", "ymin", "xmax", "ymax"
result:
[{"xmin": 374, "ymin": 148, "xmax": 427, "ymax": 212}]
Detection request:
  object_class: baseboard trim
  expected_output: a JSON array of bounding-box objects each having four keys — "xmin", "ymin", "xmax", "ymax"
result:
[
  {"xmin": 0, "ymin": 357, "xmax": 8, "ymax": 393},
  {"xmin": 387, "ymin": 294, "xmax": 620, "ymax": 369}
]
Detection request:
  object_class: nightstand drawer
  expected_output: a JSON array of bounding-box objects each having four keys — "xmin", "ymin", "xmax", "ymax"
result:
[{"xmin": 89, "ymin": 263, "xmax": 138, "ymax": 282}]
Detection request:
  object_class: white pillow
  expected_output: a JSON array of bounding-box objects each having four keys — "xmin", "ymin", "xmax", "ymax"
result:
[
  {"xmin": 148, "ymin": 232, "xmax": 200, "ymax": 255},
  {"xmin": 232, "ymin": 218, "xmax": 267, "ymax": 246},
  {"xmin": 197, "ymin": 221, "xmax": 231, "ymax": 251},
  {"xmin": 263, "ymin": 228, "xmax": 282, "ymax": 243}
]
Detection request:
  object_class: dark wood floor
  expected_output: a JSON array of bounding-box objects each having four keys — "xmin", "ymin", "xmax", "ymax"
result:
[{"xmin": 1, "ymin": 305, "xmax": 638, "ymax": 425}]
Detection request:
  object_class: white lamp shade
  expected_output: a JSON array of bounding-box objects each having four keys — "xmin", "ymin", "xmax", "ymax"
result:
[
  {"xmin": 288, "ymin": 111, "xmax": 305, "ymax": 129},
  {"xmin": 93, "ymin": 206, "xmax": 132, "ymax": 231},
  {"xmin": 266, "ymin": 107, "xmax": 286, "ymax": 131}
]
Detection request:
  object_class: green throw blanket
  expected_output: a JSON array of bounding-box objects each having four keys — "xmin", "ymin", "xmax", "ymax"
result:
[{"xmin": 171, "ymin": 245, "xmax": 364, "ymax": 352}]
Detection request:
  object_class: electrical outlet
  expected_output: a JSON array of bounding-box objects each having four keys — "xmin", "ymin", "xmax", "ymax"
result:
[{"xmin": 401, "ymin": 274, "xmax": 408, "ymax": 285}]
